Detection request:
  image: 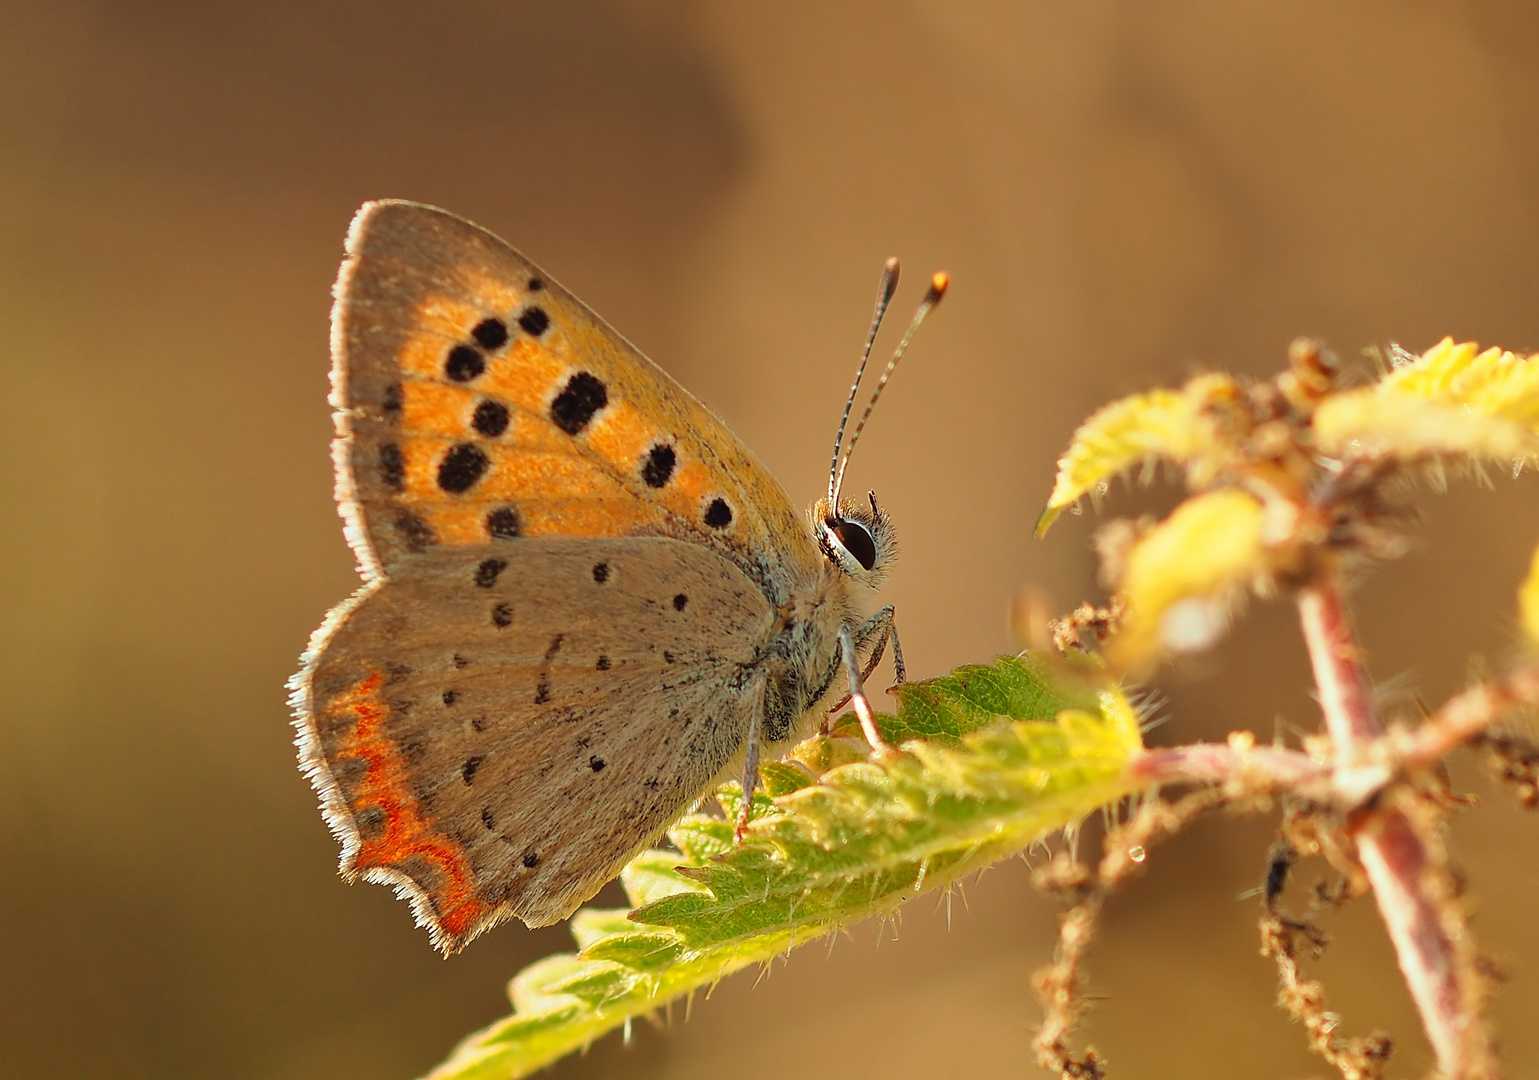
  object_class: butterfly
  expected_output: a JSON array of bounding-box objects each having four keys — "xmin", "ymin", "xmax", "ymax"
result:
[{"xmin": 291, "ymin": 201, "xmax": 945, "ymax": 953}]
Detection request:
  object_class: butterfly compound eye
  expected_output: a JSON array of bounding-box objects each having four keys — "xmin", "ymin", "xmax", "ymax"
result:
[
  {"xmin": 830, "ymin": 518, "xmax": 877, "ymax": 571},
  {"xmin": 814, "ymin": 491, "xmax": 894, "ymax": 582}
]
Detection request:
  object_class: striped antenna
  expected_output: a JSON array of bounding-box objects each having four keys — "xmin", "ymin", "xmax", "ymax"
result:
[
  {"xmin": 829, "ymin": 270, "xmax": 949, "ymax": 508},
  {"xmin": 828, "ymin": 258, "xmax": 901, "ymax": 503}
]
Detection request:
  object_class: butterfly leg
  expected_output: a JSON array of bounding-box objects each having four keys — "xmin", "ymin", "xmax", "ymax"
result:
[
  {"xmin": 734, "ymin": 676, "xmax": 766, "ymax": 843},
  {"xmin": 852, "ymin": 604, "xmax": 906, "ymax": 688},
  {"xmin": 822, "ymin": 606, "xmax": 905, "ymax": 734},
  {"xmin": 839, "ymin": 622, "xmax": 895, "ymax": 756}
]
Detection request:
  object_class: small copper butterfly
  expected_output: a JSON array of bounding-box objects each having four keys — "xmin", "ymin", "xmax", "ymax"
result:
[{"xmin": 291, "ymin": 201, "xmax": 946, "ymax": 953}]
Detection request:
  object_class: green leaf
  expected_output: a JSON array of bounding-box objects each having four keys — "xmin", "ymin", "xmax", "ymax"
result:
[{"xmin": 422, "ymin": 655, "xmax": 1145, "ymax": 1080}]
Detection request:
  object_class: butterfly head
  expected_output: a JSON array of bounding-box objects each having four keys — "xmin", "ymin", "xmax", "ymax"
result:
[{"xmin": 813, "ymin": 491, "xmax": 896, "ymax": 586}]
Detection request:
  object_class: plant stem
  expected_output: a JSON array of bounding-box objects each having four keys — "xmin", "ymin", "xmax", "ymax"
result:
[
  {"xmin": 1296, "ymin": 576, "xmax": 1493, "ymax": 1078},
  {"xmin": 1130, "ymin": 741, "xmax": 1325, "ymax": 789},
  {"xmin": 1400, "ymin": 669, "xmax": 1539, "ymax": 771}
]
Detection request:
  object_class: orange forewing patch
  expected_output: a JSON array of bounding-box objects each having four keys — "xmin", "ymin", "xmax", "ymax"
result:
[
  {"xmin": 517, "ymin": 498, "xmax": 668, "ymax": 538},
  {"xmin": 416, "ymin": 506, "xmax": 496, "ymax": 546},
  {"xmin": 667, "ymin": 459, "xmax": 715, "ymax": 512},
  {"xmin": 586, "ymin": 399, "xmax": 661, "ymax": 471},
  {"xmin": 394, "ymin": 444, "xmax": 632, "ymax": 505},
  {"xmin": 327, "ymin": 671, "xmax": 487, "ymax": 938},
  {"xmin": 476, "ymin": 451, "xmax": 625, "ymax": 502},
  {"xmin": 401, "ymin": 381, "xmax": 480, "ymax": 440},
  {"xmin": 380, "ymin": 272, "xmax": 762, "ymax": 556},
  {"xmin": 474, "ymin": 338, "xmax": 571, "ymax": 415}
]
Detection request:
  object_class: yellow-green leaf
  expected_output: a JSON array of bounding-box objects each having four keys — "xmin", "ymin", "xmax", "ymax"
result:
[
  {"xmin": 1382, "ymin": 338, "xmax": 1539, "ymax": 423},
  {"xmin": 1522, "ymin": 541, "xmax": 1539, "ymax": 653},
  {"xmin": 422, "ymin": 656, "xmax": 1143, "ymax": 1080},
  {"xmin": 1037, "ymin": 373, "xmax": 1241, "ymax": 535},
  {"xmin": 1108, "ymin": 488, "xmax": 1267, "ymax": 668},
  {"xmin": 1314, "ymin": 388, "xmax": 1539, "ymax": 463},
  {"xmin": 1317, "ymin": 338, "xmax": 1539, "ymax": 464}
]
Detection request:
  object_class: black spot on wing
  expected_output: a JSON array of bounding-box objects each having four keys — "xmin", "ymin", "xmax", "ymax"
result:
[
  {"xmin": 438, "ymin": 443, "xmax": 490, "ymax": 493},
  {"xmin": 491, "ymin": 603, "xmax": 513, "ymax": 628},
  {"xmin": 589, "ymin": 756, "xmax": 606, "ymax": 773},
  {"xmin": 472, "ymin": 399, "xmax": 510, "ymax": 438},
  {"xmin": 395, "ymin": 510, "xmax": 435, "ymax": 551},
  {"xmin": 522, "ymin": 851, "xmax": 540, "ymax": 868},
  {"xmin": 471, "ymin": 318, "xmax": 508, "ymax": 350},
  {"xmin": 550, "ymin": 372, "xmax": 607, "ymax": 435},
  {"xmin": 379, "ymin": 444, "xmax": 405, "ymax": 493},
  {"xmin": 486, "ymin": 506, "xmax": 521, "ymax": 539},
  {"xmin": 517, "ymin": 306, "xmax": 551, "ymax": 337},
  {"xmin": 642, "ymin": 443, "xmax": 676, "ymax": 488},
  {"xmin": 704, "ymin": 498, "xmax": 733, "ymax": 529},
  {"xmin": 475, "ymin": 558, "xmax": 507, "ymax": 587},
  {"xmin": 591, "ymin": 562, "xmax": 609, "ymax": 584},
  {"xmin": 461, "ymin": 756, "xmax": 484, "ymax": 785},
  {"xmin": 673, "ymin": 594, "xmax": 688, "ymax": 612},
  {"xmin": 445, "ymin": 344, "xmax": 485, "ymax": 382}
]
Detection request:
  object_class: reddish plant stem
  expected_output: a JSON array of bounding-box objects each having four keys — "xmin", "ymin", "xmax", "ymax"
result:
[
  {"xmin": 1131, "ymin": 669, "xmax": 1539, "ymax": 805},
  {"xmin": 1130, "ymin": 741, "xmax": 1325, "ymax": 789},
  {"xmin": 1296, "ymin": 578, "xmax": 1491, "ymax": 1077},
  {"xmin": 1401, "ymin": 669, "xmax": 1539, "ymax": 770}
]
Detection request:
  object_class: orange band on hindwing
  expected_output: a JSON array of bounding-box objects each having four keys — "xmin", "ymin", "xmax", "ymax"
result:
[{"xmin": 326, "ymin": 671, "xmax": 486, "ymax": 937}]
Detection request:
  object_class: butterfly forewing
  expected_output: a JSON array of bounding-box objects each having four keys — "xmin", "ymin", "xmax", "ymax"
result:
[
  {"xmin": 331, "ymin": 200, "xmax": 818, "ymax": 598},
  {"xmin": 297, "ymin": 537, "xmax": 773, "ymax": 950}
]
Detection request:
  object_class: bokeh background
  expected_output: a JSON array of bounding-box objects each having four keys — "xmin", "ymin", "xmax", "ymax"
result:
[{"xmin": 4, "ymin": 2, "xmax": 1539, "ymax": 1077}]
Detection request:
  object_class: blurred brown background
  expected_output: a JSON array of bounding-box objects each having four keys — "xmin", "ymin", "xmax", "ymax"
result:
[{"xmin": 4, "ymin": 2, "xmax": 1539, "ymax": 1077}]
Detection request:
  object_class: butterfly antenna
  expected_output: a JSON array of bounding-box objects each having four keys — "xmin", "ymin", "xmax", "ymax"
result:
[
  {"xmin": 830, "ymin": 271, "xmax": 949, "ymax": 507},
  {"xmin": 828, "ymin": 258, "xmax": 902, "ymax": 504}
]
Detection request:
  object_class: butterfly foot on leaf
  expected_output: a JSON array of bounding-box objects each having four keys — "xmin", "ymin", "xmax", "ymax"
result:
[{"xmin": 839, "ymin": 623, "xmax": 900, "ymax": 758}]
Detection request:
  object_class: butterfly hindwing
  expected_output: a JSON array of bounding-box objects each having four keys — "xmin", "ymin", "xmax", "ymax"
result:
[
  {"xmin": 331, "ymin": 200, "xmax": 820, "ymax": 601},
  {"xmin": 296, "ymin": 536, "xmax": 774, "ymax": 950}
]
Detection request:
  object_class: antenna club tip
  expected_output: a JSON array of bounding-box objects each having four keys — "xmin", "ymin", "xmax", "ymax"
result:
[
  {"xmin": 926, "ymin": 271, "xmax": 950, "ymax": 302},
  {"xmin": 884, "ymin": 257, "xmax": 900, "ymax": 273}
]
